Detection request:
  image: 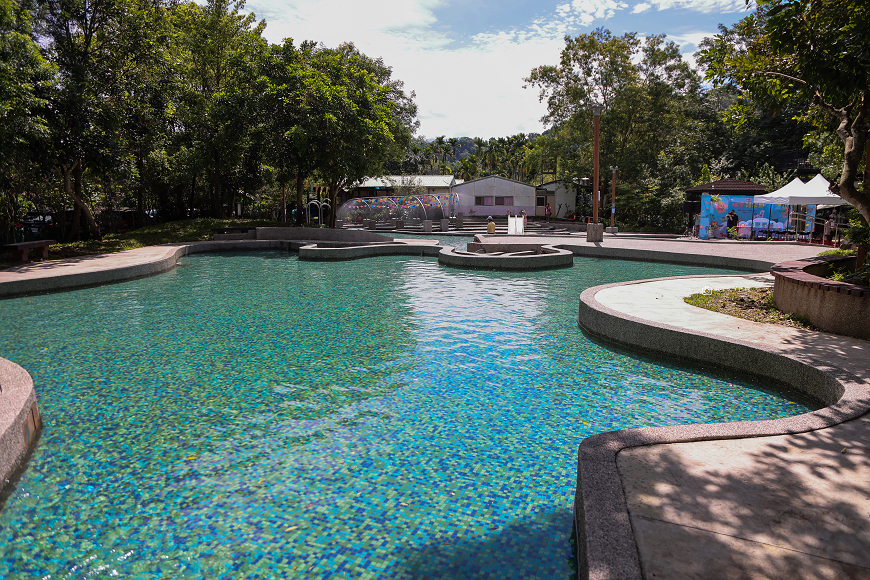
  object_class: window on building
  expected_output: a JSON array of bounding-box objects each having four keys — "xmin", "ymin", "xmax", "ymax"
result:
[
  {"xmin": 475, "ymin": 196, "xmax": 494, "ymax": 206},
  {"xmin": 536, "ymin": 196, "xmax": 546, "ymax": 207},
  {"xmin": 494, "ymin": 196, "xmax": 513, "ymax": 206}
]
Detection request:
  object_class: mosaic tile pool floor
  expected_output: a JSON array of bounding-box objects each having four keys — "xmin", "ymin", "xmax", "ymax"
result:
[{"xmin": 0, "ymin": 251, "xmax": 817, "ymax": 579}]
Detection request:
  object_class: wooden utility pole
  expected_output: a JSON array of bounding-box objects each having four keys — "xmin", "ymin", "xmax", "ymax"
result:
[{"xmin": 592, "ymin": 105, "xmax": 604, "ymax": 222}]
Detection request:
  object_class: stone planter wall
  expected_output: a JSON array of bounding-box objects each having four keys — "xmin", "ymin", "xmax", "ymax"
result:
[{"xmin": 771, "ymin": 255, "xmax": 870, "ymax": 340}]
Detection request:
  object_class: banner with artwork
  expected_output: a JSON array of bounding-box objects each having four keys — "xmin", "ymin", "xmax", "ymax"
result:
[{"xmin": 699, "ymin": 195, "xmax": 792, "ymax": 239}]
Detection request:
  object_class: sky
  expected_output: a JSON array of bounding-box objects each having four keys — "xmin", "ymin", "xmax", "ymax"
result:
[{"xmin": 246, "ymin": 0, "xmax": 755, "ymax": 139}]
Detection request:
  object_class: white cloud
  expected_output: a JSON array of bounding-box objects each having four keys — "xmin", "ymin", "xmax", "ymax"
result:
[
  {"xmin": 569, "ymin": 0, "xmax": 630, "ymax": 25},
  {"xmin": 248, "ymin": 0, "xmax": 562, "ymax": 137},
  {"xmin": 243, "ymin": 0, "xmax": 742, "ymax": 137},
  {"xmin": 647, "ymin": 0, "xmax": 746, "ymax": 13},
  {"xmin": 632, "ymin": 3, "xmax": 652, "ymax": 13}
]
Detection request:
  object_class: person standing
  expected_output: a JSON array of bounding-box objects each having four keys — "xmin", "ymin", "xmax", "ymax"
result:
[
  {"xmin": 693, "ymin": 213, "xmax": 701, "ymax": 238},
  {"xmin": 726, "ymin": 210, "xmax": 738, "ymax": 238},
  {"xmin": 487, "ymin": 216, "xmax": 496, "ymax": 234},
  {"xmin": 545, "ymin": 203, "xmax": 552, "ymax": 223}
]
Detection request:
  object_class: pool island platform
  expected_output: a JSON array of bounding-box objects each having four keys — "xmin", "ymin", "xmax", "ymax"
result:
[{"xmin": 0, "ymin": 232, "xmax": 867, "ymax": 579}]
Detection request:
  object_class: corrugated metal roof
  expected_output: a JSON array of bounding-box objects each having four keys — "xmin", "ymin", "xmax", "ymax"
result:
[
  {"xmin": 354, "ymin": 175, "xmax": 460, "ymax": 188},
  {"xmin": 453, "ymin": 175, "xmax": 536, "ymax": 189},
  {"xmin": 684, "ymin": 178, "xmax": 767, "ymax": 194}
]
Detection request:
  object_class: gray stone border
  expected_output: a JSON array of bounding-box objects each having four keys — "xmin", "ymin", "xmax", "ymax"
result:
[
  {"xmin": 574, "ymin": 275, "xmax": 870, "ymax": 580},
  {"xmin": 0, "ymin": 240, "xmax": 295, "ymax": 299},
  {"xmin": 556, "ymin": 243, "xmax": 777, "ymax": 271},
  {"xmin": 0, "ymin": 358, "xmax": 41, "ymax": 496},
  {"xmin": 298, "ymin": 242, "xmax": 441, "ymax": 261},
  {"xmin": 438, "ymin": 244, "xmax": 573, "ymax": 270}
]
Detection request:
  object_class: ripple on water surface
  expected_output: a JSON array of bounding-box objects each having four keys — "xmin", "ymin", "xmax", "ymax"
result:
[{"xmin": 0, "ymin": 252, "xmax": 816, "ymax": 579}]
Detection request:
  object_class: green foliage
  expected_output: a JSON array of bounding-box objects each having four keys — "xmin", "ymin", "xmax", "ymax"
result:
[
  {"xmin": 698, "ymin": 0, "xmax": 870, "ymax": 225},
  {"xmin": 844, "ymin": 208, "xmax": 869, "ymax": 247},
  {"xmin": 0, "ymin": 0, "xmax": 57, "ymax": 240},
  {"xmin": 817, "ymin": 248, "xmax": 856, "ymax": 257},
  {"xmin": 1, "ymin": 0, "xmax": 419, "ymax": 240},
  {"xmin": 524, "ymin": 29, "xmax": 730, "ymax": 231}
]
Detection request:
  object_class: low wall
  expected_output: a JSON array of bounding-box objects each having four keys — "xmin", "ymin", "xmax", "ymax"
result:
[
  {"xmin": 466, "ymin": 242, "xmax": 552, "ymax": 253},
  {"xmin": 0, "ymin": 357, "xmax": 41, "ymax": 495},
  {"xmin": 772, "ymin": 255, "xmax": 870, "ymax": 340},
  {"xmin": 559, "ymin": 243, "xmax": 774, "ymax": 271},
  {"xmin": 298, "ymin": 242, "xmax": 441, "ymax": 261},
  {"xmin": 253, "ymin": 227, "xmax": 392, "ymax": 243},
  {"xmin": 0, "ymin": 240, "xmax": 293, "ymax": 298},
  {"xmin": 438, "ymin": 245, "xmax": 573, "ymax": 270}
]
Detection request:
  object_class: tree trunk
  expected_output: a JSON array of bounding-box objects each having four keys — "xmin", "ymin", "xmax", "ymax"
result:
[
  {"xmin": 135, "ymin": 155, "xmax": 145, "ymax": 228},
  {"xmin": 823, "ymin": 94, "xmax": 870, "ymax": 226},
  {"xmin": 295, "ymin": 173, "xmax": 304, "ymax": 224},
  {"xmin": 328, "ymin": 182, "xmax": 339, "ymax": 228},
  {"xmin": 211, "ymin": 176, "xmax": 222, "ymax": 218},
  {"xmin": 188, "ymin": 174, "xmax": 197, "ymax": 218},
  {"xmin": 59, "ymin": 164, "xmax": 80, "ymax": 241},
  {"xmin": 72, "ymin": 161, "xmax": 102, "ymax": 240}
]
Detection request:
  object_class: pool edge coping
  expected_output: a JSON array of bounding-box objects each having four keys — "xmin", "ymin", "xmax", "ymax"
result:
[{"xmin": 574, "ymin": 275, "xmax": 870, "ymax": 580}]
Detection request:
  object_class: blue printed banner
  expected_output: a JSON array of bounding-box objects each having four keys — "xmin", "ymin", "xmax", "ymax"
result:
[{"xmin": 699, "ymin": 195, "xmax": 797, "ymax": 240}]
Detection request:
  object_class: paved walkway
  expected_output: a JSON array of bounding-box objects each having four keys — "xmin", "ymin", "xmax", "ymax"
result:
[{"xmin": 594, "ymin": 275, "xmax": 870, "ymax": 580}]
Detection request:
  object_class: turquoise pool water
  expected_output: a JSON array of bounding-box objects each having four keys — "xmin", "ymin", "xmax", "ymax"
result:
[{"xmin": 0, "ymin": 251, "xmax": 816, "ymax": 579}]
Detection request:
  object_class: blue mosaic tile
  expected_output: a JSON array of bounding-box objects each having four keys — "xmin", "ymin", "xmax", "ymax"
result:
[{"xmin": 0, "ymin": 249, "xmax": 815, "ymax": 579}]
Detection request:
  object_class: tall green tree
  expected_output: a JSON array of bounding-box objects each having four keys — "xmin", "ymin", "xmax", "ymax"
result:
[
  {"xmin": 0, "ymin": 0, "xmax": 55, "ymax": 240},
  {"xmin": 37, "ymin": 0, "xmax": 144, "ymax": 239},
  {"xmin": 312, "ymin": 42, "xmax": 417, "ymax": 227},
  {"xmin": 172, "ymin": 0, "xmax": 267, "ymax": 217}
]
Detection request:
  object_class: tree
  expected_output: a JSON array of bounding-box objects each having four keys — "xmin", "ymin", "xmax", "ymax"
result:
[
  {"xmin": 700, "ymin": 0, "xmax": 870, "ymax": 225},
  {"xmin": 172, "ymin": 0, "xmax": 267, "ymax": 218},
  {"xmin": 312, "ymin": 42, "xmax": 417, "ymax": 227},
  {"xmin": 0, "ymin": 0, "xmax": 55, "ymax": 240},
  {"xmin": 526, "ymin": 29, "xmax": 706, "ymax": 229},
  {"xmin": 37, "ymin": 0, "xmax": 141, "ymax": 239}
]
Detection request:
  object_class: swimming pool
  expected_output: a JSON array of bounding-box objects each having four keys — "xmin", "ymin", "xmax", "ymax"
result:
[{"xmin": 0, "ymin": 251, "xmax": 816, "ymax": 579}]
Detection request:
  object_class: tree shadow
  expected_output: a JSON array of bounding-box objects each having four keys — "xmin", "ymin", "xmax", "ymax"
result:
[
  {"xmin": 617, "ymin": 412, "xmax": 870, "ymax": 579},
  {"xmin": 392, "ymin": 509, "xmax": 578, "ymax": 580}
]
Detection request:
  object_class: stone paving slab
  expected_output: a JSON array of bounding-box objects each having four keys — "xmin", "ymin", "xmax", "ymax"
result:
[{"xmin": 590, "ymin": 275, "xmax": 870, "ymax": 580}]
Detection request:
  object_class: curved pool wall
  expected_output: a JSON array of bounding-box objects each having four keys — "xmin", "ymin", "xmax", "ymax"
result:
[
  {"xmin": 3, "ymin": 254, "xmax": 820, "ymax": 577},
  {"xmin": 0, "ymin": 358, "xmax": 41, "ymax": 494},
  {"xmin": 574, "ymin": 277, "xmax": 869, "ymax": 580}
]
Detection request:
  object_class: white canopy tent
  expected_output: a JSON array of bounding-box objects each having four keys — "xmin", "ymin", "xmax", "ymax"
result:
[{"xmin": 753, "ymin": 175, "xmax": 850, "ymax": 206}]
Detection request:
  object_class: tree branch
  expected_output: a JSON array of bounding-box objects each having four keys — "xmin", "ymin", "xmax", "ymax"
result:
[{"xmin": 754, "ymin": 71, "xmax": 808, "ymax": 85}]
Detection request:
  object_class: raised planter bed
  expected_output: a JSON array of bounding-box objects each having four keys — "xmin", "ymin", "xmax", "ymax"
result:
[{"xmin": 770, "ymin": 254, "xmax": 870, "ymax": 340}]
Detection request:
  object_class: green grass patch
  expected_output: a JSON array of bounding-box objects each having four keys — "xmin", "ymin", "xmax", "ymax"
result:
[
  {"xmin": 817, "ymin": 248, "xmax": 856, "ymax": 257},
  {"xmin": 684, "ymin": 287, "xmax": 817, "ymax": 330}
]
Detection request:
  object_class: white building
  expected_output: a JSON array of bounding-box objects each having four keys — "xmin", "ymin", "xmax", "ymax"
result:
[
  {"xmin": 538, "ymin": 180, "xmax": 581, "ymax": 219},
  {"xmin": 453, "ymin": 176, "xmax": 539, "ymax": 217}
]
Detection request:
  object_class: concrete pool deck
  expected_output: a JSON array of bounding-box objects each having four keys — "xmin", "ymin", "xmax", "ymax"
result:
[{"xmin": 578, "ymin": 274, "xmax": 870, "ymax": 580}]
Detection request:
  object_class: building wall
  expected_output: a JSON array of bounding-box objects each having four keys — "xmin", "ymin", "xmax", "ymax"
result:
[
  {"xmin": 454, "ymin": 176, "xmax": 536, "ymax": 216},
  {"xmin": 540, "ymin": 182, "xmax": 577, "ymax": 218}
]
